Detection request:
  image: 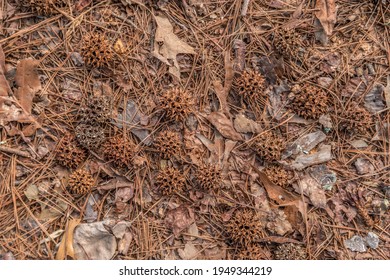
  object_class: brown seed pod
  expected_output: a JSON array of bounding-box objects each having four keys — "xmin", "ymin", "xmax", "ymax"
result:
[
  {"xmin": 255, "ymin": 131, "xmax": 285, "ymax": 162},
  {"xmin": 55, "ymin": 133, "xmax": 87, "ymax": 170},
  {"xmin": 196, "ymin": 163, "xmax": 222, "ymax": 190},
  {"xmin": 19, "ymin": 0, "xmax": 66, "ymax": 16},
  {"xmin": 79, "ymin": 95, "xmax": 111, "ymax": 124},
  {"xmin": 236, "ymin": 244, "xmax": 270, "ymax": 260},
  {"xmin": 274, "ymin": 243, "xmax": 307, "ymax": 260},
  {"xmin": 289, "ymin": 84, "xmax": 329, "ymax": 120},
  {"xmin": 225, "ymin": 209, "xmax": 263, "ymax": 246},
  {"xmin": 75, "ymin": 124, "xmax": 105, "ymax": 151},
  {"xmin": 274, "ymin": 30, "xmax": 303, "ymax": 59},
  {"xmin": 155, "ymin": 167, "xmax": 186, "ymax": 196},
  {"xmin": 263, "ymin": 165, "xmax": 294, "ymax": 187},
  {"xmin": 159, "ymin": 88, "xmax": 194, "ymax": 122},
  {"xmin": 68, "ymin": 169, "xmax": 94, "ymax": 195},
  {"xmin": 103, "ymin": 135, "xmax": 135, "ymax": 169},
  {"xmin": 154, "ymin": 130, "xmax": 182, "ymax": 159},
  {"xmin": 234, "ymin": 70, "xmax": 266, "ymax": 99},
  {"xmin": 80, "ymin": 33, "xmax": 113, "ymax": 68},
  {"xmin": 339, "ymin": 102, "xmax": 373, "ymax": 135}
]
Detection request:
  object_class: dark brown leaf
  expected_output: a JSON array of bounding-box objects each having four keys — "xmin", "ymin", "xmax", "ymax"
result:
[{"xmin": 206, "ymin": 112, "xmax": 243, "ymax": 141}]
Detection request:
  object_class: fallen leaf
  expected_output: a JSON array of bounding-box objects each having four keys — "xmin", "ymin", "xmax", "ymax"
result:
[
  {"xmin": 0, "ymin": 45, "xmax": 12, "ymax": 98},
  {"xmin": 115, "ymin": 100, "xmax": 151, "ymax": 145},
  {"xmin": 73, "ymin": 220, "xmax": 117, "ymax": 260},
  {"xmin": 315, "ymin": 0, "xmax": 337, "ymax": 36},
  {"xmin": 364, "ymin": 84, "xmax": 386, "ymax": 113},
  {"xmin": 266, "ymin": 209, "xmax": 293, "ymax": 236},
  {"xmin": 165, "ymin": 205, "xmax": 195, "ymax": 237},
  {"xmin": 152, "ymin": 15, "xmax": 195, "ymax": 78},
  {"xmin": 14, "ymin": 59, "xmax": 41, "ymax": 114},
  {"xmin": 178, "ymin": 242, "xmax": 199, "ymax": 260},
  {"xmin": 234, "ymin": 113, "xmax": 262, "ymax": 133},
  {"xmin": 206, "ymin": 112, "xmax": 243, "ymax": 141},
  {"xmin": 294, "ymin": 173, "xmax": 326, "ymax": 208},
  {"xmin": 24, "ymin": 185, "xmax": 39, "ymax": 201},
  {"xmin": 56, "ymin": 218, "xmax": 80, "ymax": 260}
]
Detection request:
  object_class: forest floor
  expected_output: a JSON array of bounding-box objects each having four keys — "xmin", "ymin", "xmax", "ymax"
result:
[{"xmin": 0, "ymin": 0, "xmax": 389, "ymax": 260}]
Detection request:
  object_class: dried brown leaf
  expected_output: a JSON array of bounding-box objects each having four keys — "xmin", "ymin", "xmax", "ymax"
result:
[
  {"xmin": 207, "ymin": 112, "xmax": 243, "ymax": 141},
  {"xmin": 152, "ymin": 15, "xmax": 195, "ymax": 78},
  {"xmin": 14, "ymin": 59, "xmax": 41, "ymax": 114},
  {"xmin": 315, "ymin": 0, "xmax": 337, "ymax": 36},
  {"xmin": 385, "ymin": 76, "xmax": 390, "ymax": 108},
  {"xmin": 0, "ymin": 45, "xmax": 12, "ymax": 98},
  {"xmin": 165, "ymin": 205, "xmax": 195, "ymax": 237},
  {"xmin": 56, "ymin": 218, "xmax": 80, "ymax": 260}
]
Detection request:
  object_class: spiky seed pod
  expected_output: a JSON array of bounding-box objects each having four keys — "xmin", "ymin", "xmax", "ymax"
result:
[
  {"xmin": 196, "ymin": 163, "xmax": 222, "ymax": 190},
  {"xmin": 263, "ymin": 165, "xmax": 294, "ymax": 187},
  {"xmin": 274, "ymin": 243, "xmax": 307, "ymax": 260},
  {"xmin": 154, "ymin": 130, "xmax": 182, "ymax": 159},
  {"xmin": 225, "ymin": 209, "xmax": 263, "ymax": 246},
  {"xmin": 159, "ymin": 88, "xmax": 194, "ymax": 122},
  {"xmin": 255, "ymin": 131, "xmax": 285, "ymax": 162},
  {"xmin": 79, "ymin": 95, "xmax": 111, "ymax": 124},
  {"xmin": 102, "ymin": 135, "xmax": 135, "ymax": 169},
  {"xmin": 80, "ymin": 33, "xmax": 113, "ymax": 68},
  {"xmin": 234, "ymin": 70, "xmax": 266, "ymax": 99},
  {"xmin": 289, "ymin": 84, "xmax": 329, "ymax": 120},
  {"xmin": 55, "ymin": 134, "xmax": 87, "ymax": 169},
  {"xmin": 155, "ymin": 167, "xmax": 186, "ymax": 196},
  {"xmin": 75, "ymin": 124, "xmax": 105, "ymax": 151},
  {"xmin": 339, "ymin": 102, "xmax": 373, "ymax": 135},
  {"xmin": 274, "ymin": 30, "xmax": 302, "ymax": 59},
  {"xmin": 236, "ymin": 244, "xmax": 270, "ymax": 260},
  {"xmin": 68, "ymin": 169, "xmax": 94, "ymax": 195},
  {"xmin": 19, "ymin": 0, "xmax": 66, "ymax": 16}
]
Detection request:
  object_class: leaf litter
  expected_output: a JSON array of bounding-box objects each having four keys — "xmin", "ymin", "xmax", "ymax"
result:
[{"xmin": 0, "ymin": 0, "xmax": 389, "ymax": 261}]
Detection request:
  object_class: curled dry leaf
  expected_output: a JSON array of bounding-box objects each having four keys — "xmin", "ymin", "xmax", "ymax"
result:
[
  {"xmin": 152, "ymin": 15, "xmax": 195, "ymax": 78},
  {"xmin": 315, "ymin": 0, "xmax": 337, "ymax": 36},
  {"xmin": 165, "ymin": 205, "xmax": 195, "ymax": 237},
  {"xmin": 56, "ymin": 218, "xmax": 80, "ymax": 260},
  {"xmin": 206, "ymin": 111, "xmax": 243, "ymax": 141},
  {"xmin": 14, "ymin": 59, "xmax": 42, "ymax": 114},
  {"xmin": 178, "ymin": 242, "xmax": 199, "ymax": 260}
]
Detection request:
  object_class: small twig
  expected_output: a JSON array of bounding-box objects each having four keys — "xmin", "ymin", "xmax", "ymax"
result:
[
  {"xmin": 241, "ymin": 0, "xmax": 250, "ymax": 17},
  {"xmin": 0, "ymin": 146, "xmax": 31, "ymax": 158}
]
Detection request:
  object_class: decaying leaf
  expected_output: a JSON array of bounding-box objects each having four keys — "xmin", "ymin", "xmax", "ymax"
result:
[
  {"xmin": 283, "ymin": 131, "xmax": 327, "ymax": 159},
  {"xmin": 364, "ymin": 84, "xmax": 386, "ymax": 113},
  {"xmin": 294, "ymin": 173, "xmax": 326, "ymax": 208},
  {"xmin": 206, "ymin": 112, "xmax": 243, "ymax": 141},
  {"xmin": 14, "ymin": 59, "xmax": 41, "ymax": 114},
  {"xmin": 115, "ymin": 100, "xmax": 151, "ymax": 145},
  {"xmin": 178, "ymin": 242, "xmax": 199, "ymax": 260},
  {"xmin": 56, "ymin": 218, "xmax": 80, "ymax": 260},
  {"xmin": 0, "ymin": 45, "xmax": 12, "ymax": 99},
  {"xmin": 73, "ymin": 220, "xmax": 117, "ymax": 260},
  {"xmin": 152, "ymin": 15, "xmax": 195, "ymax": 78},
  {"xmin": 267, "ymin": 209, "xmax": 293, "ymax": 236},
  {"xmin": 315, "ymin": 0, "xmax": 337, "ymax": 36},
  {"xmin": 165, "ymin": 205, "xmax": 195, "ymax": 237},
  {"xmin": 234, "ymin": 113, "xmax": 262, "ymax": 134}
]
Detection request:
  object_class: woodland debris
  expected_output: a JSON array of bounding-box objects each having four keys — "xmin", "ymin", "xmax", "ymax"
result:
[
  {"xmin": 73, "ymin": 220, "xmax": 117, "ymax": 260},
  {"xmin": 283, "ymin": 131, "xmax": 327, "ymax": 159},
  {"xmin": 152, "ymin": 15, "xmax": 195, "ymax": 78},
  {"xmin": 289, "ymin": 144, "xmax": 332, "ymax": 171},
  {"xmin": 14, "ymin": 59, "xmax": 41, "ymax": 114},
  {"xmin": 233, "ymin": 113, "xmax": 262, "ymax": 134},
  {"xmin": 206, "ymin": 112, "xmax": 243, "ymax": 141}
]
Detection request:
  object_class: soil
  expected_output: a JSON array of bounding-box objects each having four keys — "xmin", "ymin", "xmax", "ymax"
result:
[{"xmin": 0, "ymin": 0, "xmax": 389, "ymax": 260}]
